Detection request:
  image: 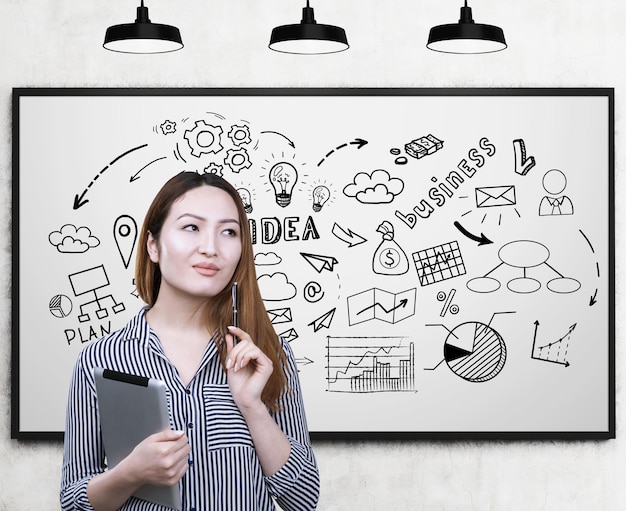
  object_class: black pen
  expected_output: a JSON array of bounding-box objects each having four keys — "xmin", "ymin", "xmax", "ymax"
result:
[{"xmin": 231, "ymin": 282, "xmax": 238, "ymax": 345}]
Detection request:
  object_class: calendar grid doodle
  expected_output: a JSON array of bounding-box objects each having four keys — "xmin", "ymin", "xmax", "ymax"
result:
[{"xmin": 412, "ymin": 241, "xmax": 466, "ymax": 286}]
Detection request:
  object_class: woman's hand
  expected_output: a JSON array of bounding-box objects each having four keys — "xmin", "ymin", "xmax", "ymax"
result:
[
  {"xmin": 87, "ymin": 430, "xmax": 190, "ymax": 511},
  {"xmin": 119, "ymin": 429, "xmax": 191, "ymax": 488},
  {"xmin": 225, "ymin": 326, "xmax": 273, "ymax": 412}
]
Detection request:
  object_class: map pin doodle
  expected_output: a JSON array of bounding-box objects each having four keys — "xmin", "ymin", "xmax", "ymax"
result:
[{"xmin": 114, "ymin": 215, "xmax": 138, "ymax": 269}]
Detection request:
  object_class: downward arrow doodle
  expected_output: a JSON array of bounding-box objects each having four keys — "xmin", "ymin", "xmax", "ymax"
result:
[
  {"xmin": 513, "ymin": 139, "xmax": 536, "ymax": 176},
  {"xmin": 454, "ymin": 221, "xmax": 493, "ymax": 246}
]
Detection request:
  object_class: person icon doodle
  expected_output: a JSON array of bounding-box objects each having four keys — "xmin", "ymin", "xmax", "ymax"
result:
[{"xmin": 539, "ymin": 169, "xmax": 574, "ymax": 216}]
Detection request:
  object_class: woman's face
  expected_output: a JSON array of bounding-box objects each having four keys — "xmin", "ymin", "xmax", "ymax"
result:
[{"xmin": 147, "ymin": 185, "xmax": 243, "ymax": 304}]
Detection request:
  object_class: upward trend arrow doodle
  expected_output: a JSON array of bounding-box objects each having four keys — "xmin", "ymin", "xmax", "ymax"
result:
[
  {"xmin": 454, "ymin": 221, "xmax": 493, "ymax": 246},
  {"xmin": 357, "ymin": 298, "xmax": 408, "ymax": 316},
  {"xmin": 317, "ymin": 138, "xmax": 368, "ymax": 166}
]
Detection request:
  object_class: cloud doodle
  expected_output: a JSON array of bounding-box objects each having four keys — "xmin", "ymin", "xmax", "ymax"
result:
[
  {"xmin": 49, "ymin": 224, "xmax": 100, "ymax": 254},
  {"xmin": 343, "ymin": 169, "xmax": 404, "ymax": 204}
]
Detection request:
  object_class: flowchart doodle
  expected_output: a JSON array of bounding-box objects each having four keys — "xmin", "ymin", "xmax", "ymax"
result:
[
  {"xmin": 326, "ymin": 336, "xmax": 415, "ymax": 393},
  {"xmin": 347, "ymin": 288, "xmax": 416, "ymax": 326},
  {"xmin": 466, "ymin": 240, "xmax": 581, "ymax": 294},
  {"xmin": 68, "ymin": 265, "xmax": 126, "ymax": 323},
  {"xmin": 531, "ymin": 321, "xmax": 576, "ymax": 367},
  {"xmin": 412, "ymin": 241, "xmax": 466, "ymax": 286}
]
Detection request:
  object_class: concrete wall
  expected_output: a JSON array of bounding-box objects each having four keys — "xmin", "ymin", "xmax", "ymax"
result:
[{"xmin": 0, "ymin": 1, "xmax": 622, "ymax": 509}]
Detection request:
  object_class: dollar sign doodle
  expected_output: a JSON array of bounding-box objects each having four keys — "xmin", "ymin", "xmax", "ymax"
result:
[{"xmin": 384, "ymin": 249, "xmax": 397, "ymax": 267}]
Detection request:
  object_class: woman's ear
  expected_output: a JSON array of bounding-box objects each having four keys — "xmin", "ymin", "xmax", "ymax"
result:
[{"xmin": 146, "ymin": 231, "xmax": 159, "ymax": 263}]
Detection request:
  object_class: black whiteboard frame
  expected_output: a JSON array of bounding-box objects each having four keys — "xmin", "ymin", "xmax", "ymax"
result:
[{"xmin": 11, "ymin": 87, "xmax": 615, "ymax": 441}]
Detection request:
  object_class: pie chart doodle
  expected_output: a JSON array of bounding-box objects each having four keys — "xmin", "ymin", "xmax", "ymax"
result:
[{"xmin": 443, "ymin": 321, "xmax": 507, "ymax": 382}]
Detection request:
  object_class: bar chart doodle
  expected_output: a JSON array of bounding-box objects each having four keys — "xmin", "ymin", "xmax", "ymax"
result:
[
  {"xmin": 326, "ymin": 337, "xmax": 416, "ymax": 393},
  {"xmin": 412, "ymin": 241, "xmax": 466, "ymax": 286}
]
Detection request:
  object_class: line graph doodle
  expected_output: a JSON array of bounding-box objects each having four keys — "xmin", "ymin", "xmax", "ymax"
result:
[
  {"xmin": 531, "ymin": 321, "xmax": 576, "ymax": 367},
  {"xmin": 412, "ymin": 241, "xmax": 466, "ymax": 286},
  {"xmin": 326, "ymin": 337, "xmax": 415, "ymax": 393}
]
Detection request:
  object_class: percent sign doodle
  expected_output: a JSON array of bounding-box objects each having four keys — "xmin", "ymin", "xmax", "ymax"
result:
[{"xmin": 437, "ymin": 289, "xmax": 459, "ymax": 317}]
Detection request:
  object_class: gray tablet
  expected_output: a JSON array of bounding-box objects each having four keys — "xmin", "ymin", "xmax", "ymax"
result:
[{"xmin": 94, "ymin": 367, "xmax": 182, "ymax": 511}]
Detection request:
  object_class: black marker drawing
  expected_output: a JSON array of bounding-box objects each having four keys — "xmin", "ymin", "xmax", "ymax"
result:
[
  {"xmin": 260, "ymin": 130, "xmax": 295, "ymax": 149},
  {"xmin": 236, "ymin": 187, "xmax": 253, "ymax": 213},
  {"xmin": 412, "ymin": 241, "xmax": 467, "ymax": 286},
  {"xmin": 343, "ymin": 169, "xmax": 404, "ymax": 204},
  {"xmin": 159, "ymin": 120, "xmax": 177, "ymax": 135},
  {"xmin": 580, "ymin": 229, "xmax": 600, "ymax": 306},
  {"xmin": 113, "ymin": 215, "xmax": 138, "ymax": 269},
  {"xmin": 266, "ymin": 307, "xmax": 292, "ymax": 325},
  {"xmin": 268, "ymin": 162, "xmax": 298, "ymax": 207},
  {"xmin": 254, "ymin": 252, "xmax": 282, "ymax": 266},
  {"xmin": 404, "ymin": 134, "xmax": 444, "ymax": 159},
  {"xmin": 308, "ymin": 308, "xmax": 336, "ymax": 332},
  {"xmin": 347, "ymin": 287, "xmax": 416, "ymax": 326},
  {"xmin": 68, "ymin": 265, "xmax": 126, "ymax": 323},
  {"xmin": 257, "ymin": 272, "xmax": 297, "ymax": 301},
  {"xmin": 475, "ymin": 185, "xmax": 516, "ymax": 208},
  {"xmin": 453, "ymin": 221, "xmax": 493, "ymax": 246},
  {"xmin": 531, "ymin": 321, "xmax": 575, "ymax": 367},
  {"xmin": 227, "ymin": 124, "xmax": 252, "ymax": 146},
  {"xmin": 49, "ymin": 224, "xmax": 100, "ymax": 254},
  {"xmin": 394, "ymin": 137, "xmax": 497, "ymax": 224},
  {"xmin": 426, "ymin": 312, "xmax": 513, "ymax": 382},
  {"xmin": 372, "ymin": 221, "xmax": 409, "ymax": 275},
  {"xmin": 183, "ymin": 120, "xmax": 223, "ymax": 157},
  {"xmin": 278, "ymin": 328, "xmax": 299, "ymax": 343},
  {"xmin": 513, "ymin": 139, "xmax": 536, "ymax": 175},
  {"xmin": 49, "ymin": 294, "xmax": 73, "ymax": 318},
  {"xmin": 300, "ymin": 252, "xmax": 338, "ymax": 273},
  {"xmin": 225, "ymin": 147, "xmax": 251, "ymax": 173},
  {"xmin": 539, "ymin": 169, "xmax": 574, "ymax": 216},
  {"xmin": 331, "ymin": 223, "xmax": 367, "ymax": 247},
  {"xmin": 129, "ymin": 156, "xmax": 167, "ymax": 182},
  {"xmin": 303, "ymin": 281, "xmax": 325, "ymax": 303},
  {"xmin": 203, "ymin": 162, "xmax": 224, "ymax": 176},
  {"xmin": 466, "ymin": 240, "xmax": 581, "ymax": 294},
  {"xmin": 311, "ymin": 184, "xmax": 331, "ymax": 212},
  {"xmin": 317, "ymin": 138, "xmax": 368, "ymax": 167},
  {"xmin": 73, "ymin": 143, "xmax": 148, "ymax": 210},
  {"xmin": 326, "ymin": 336, "xmax": 415, "ymax": 393},
  {"xmin": 437, "ymin": 289, "xmax": 460, "ymax": 317}
]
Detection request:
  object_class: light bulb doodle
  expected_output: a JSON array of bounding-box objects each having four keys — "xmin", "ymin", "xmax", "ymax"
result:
[
  {"xmin": 237, "ymin": 187, "xmax": 253, "ymax": 214},
  {"xmin": 312, "ymin": 185, "xmax": 331, "ymax": 212},
  {"xmin": 268, "ymin": 162, "xmax": 298, "ymax": 207}
]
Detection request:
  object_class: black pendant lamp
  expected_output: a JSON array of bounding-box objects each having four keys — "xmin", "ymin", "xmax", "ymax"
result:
[
  {"xmin": 427, "ymin": 1, "xmax": 506, "ymax": 54},
  {"xmin": 269, "ymin": 1, "xmax": 349, "ymax": 55},
  {"xmin": 104, "ymin": 1, "xmax": 183, "ymax": 54}
]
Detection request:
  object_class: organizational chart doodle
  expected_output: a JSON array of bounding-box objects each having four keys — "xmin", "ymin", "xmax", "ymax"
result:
[{"xmin": 17, "ymin": 90, "xmax": 612, "ymax": 436}]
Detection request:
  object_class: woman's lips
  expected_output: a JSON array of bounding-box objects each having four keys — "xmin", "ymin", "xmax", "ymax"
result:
[{"xmin": 193, "ymin": 263, "xmax": 219, "ymax": 276}]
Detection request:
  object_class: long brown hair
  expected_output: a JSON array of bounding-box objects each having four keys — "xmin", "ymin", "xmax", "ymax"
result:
[{"xmin": 135, "ymin": 172, "xmax": 288, "ymax": 411}]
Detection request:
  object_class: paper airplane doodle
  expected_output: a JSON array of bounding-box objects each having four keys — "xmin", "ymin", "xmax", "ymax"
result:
[
  {"xmin": 347, "ymin": 287, "xmax": 416, "ymax": 326},
  {"xmin": 308, "ymin": 308, "xmax": 336, "ymax": 332},
  {"xmin": 300, "ymin": 252, "xmax": 339, "ymax": 273}
]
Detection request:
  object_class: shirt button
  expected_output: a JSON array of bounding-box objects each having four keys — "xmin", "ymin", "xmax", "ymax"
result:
[
  {"xmin": 185, "ymin": 389, "xmax": 191, "ymax": 395},
  {"xmin": 187, "ymin": 422, "xmax": 194, "ymax": 429}
]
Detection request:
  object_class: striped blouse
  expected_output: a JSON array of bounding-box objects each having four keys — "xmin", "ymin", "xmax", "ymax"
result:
[{"xmin": 61, "ymin": 308, "xmax": 320, "ymax": 511}]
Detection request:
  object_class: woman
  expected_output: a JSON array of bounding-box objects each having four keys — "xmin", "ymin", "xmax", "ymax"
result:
[{"xmin": 61, "ymin": 172, "xmax": 320, "ymax": 510}]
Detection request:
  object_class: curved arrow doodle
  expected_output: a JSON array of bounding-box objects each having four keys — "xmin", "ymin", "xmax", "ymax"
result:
[
  {"xmin": 317, "ymin": 138, "xmax": 368, "ymax": 167},
  {"xmin": 454, "ymin": 220, "xmax": 493, "ymax": 246}
]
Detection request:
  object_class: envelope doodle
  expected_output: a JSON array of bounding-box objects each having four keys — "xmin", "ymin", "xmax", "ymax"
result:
[{"xmin": 475, "ymin": 185, "xmax": 517, "ymax": 208}]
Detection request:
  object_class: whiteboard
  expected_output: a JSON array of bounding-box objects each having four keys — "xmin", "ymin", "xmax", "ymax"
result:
[{"xmin": 12, "ymin": 88, "xmax": 614, "ymax": 439}]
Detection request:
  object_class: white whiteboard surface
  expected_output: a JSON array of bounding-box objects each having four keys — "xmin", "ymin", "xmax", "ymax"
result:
[{"xmin": 12, "ymin": 88, "xmax": 614, "ymax": 439}]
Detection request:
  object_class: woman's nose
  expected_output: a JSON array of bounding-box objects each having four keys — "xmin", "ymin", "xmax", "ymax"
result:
[{"xmin": 198, "ymin": 232, "xmax": 217, "ymax": 255}]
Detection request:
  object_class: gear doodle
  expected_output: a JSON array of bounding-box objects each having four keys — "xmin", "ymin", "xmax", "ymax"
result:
[
  {"xmin": 203, "ymin": 162, "xmax": 224, "ymax": 177},
  {"xmin": 228, "ymin": 124, "xmax": 252, "ymax": 147},
  {"xmin": 184, "ymin": 120, "xmax": 223, "ymax": 157},
  {"xmin": 224, "ymin": 147, "xmax": 251, "ymax": 173},
  {"xmin": 160, "ymin": 120, "xmax": 177, "ymax": 135}
]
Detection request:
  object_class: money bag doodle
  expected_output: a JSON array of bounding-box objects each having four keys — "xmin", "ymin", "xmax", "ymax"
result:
[{"xmin": 372, "ymin": 221, "xmax": 409, "ymax": 276}]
